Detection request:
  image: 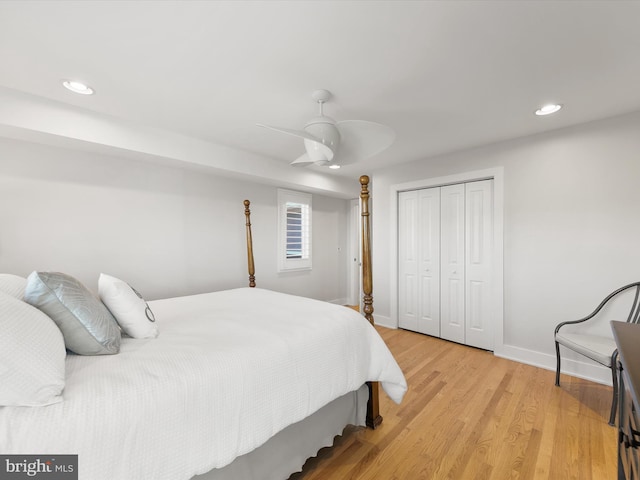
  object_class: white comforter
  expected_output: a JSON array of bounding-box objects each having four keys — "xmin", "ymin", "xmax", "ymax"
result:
[{"xmin": 0, "ymin": 288, "xmax": 406, "ymax": 480}]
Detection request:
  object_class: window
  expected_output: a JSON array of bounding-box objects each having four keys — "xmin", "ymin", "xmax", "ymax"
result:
[{"xmin": 278, "ymin": 189, "xmax": 312, "ymax": 271}]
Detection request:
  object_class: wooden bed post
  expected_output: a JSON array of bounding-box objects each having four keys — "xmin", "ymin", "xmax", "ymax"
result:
[
  {"xmin": 360, "ymin": 175, "xmax": 383, "ymax": 429},
  {"xmin": 360, "ymin": 175, "xmax": 374, "ymax": 325},
  {"xmin": 244, "ymin": 200, "xmax": 256, "ymax": 288}
]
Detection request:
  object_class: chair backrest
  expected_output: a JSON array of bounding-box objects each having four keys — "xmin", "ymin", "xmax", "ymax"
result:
[
  {"xmin": 626, "ymin": 282, "xmax": 640, "ymax": 324},
  {"xmin": 602, "ymin": 282, "xmax": 640, "ymax": 324},
  {"xmin": 583, "ymin": 282, "xmax": 640, "ymax": 323}
]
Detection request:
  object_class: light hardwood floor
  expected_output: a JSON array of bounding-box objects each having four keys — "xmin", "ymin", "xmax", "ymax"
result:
[{"xmin": 290, "ymin": 326, "xmax": 617, "ymax": 480}]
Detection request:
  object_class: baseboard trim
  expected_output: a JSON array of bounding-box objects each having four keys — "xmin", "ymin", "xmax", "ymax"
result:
[
  {"xmin": 328, "ymin": 297, "xmax": 350, "ymax": 305},
  {"xmin": 372, "ymin": 314, "xmax": 395, "ymax": 329},
  {"xmin": 495, "ymin": 344, "xmax": 612, "ymax": 386}
]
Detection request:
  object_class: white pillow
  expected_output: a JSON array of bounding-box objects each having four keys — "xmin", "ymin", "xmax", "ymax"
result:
[
  {"xmin": 0, "ymin": 273, "xmax": 27, "ymax": 299},
  {"xmin": 99, "ymin": 274, "xmax": 159, "ymax": 339},
  {"xmin": 0, "ymin": 291, "xmax": 66, "ymax": 407}
]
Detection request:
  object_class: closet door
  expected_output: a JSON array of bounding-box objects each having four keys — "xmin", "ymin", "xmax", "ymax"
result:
[
  {"xmin": 465, "ymin": 180, "xmax": 493, "ymax": 350},
  {"xmin": 398, "ymin": 191, "xmax": 419, "ymax": 332},
  {"xmin": 440, "ymin": 184, "xmax": 465, "ymax": 344},
  {"xmin": 418, "ymin": 188, "xmax": 441, "ymax": 335},
  {"xmin": 398, "ymin": 188, "xmax": 440, "ymax": 336}
]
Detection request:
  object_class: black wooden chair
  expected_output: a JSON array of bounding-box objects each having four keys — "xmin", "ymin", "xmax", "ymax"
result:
[{"xmin": 554, "ymin": 281, "xmax": 640, "ymax": 426}]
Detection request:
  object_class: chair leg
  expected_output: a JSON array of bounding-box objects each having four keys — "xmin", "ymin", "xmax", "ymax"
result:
[
  {"xmin": 555, "ymin": 341, "xmax": 561, "ymax": 386},
  {"xmin": 609, "ymin": 351, "xmax": 619, "ymax": 426}
]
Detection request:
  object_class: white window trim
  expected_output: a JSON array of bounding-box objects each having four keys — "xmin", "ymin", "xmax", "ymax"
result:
[{"xmin": 277, "ymin": 189, "xmax": 312, "ymax": 272}]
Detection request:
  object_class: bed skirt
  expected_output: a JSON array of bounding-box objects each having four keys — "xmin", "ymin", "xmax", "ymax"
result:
[{"xmin": 193, "ymin": 384, "xmax": 369, "ymax": 480}]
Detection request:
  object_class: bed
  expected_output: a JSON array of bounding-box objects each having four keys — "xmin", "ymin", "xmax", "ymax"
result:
[{"xmin": 0, "ymin": 176, "xmax": 407, "ymax": 480}]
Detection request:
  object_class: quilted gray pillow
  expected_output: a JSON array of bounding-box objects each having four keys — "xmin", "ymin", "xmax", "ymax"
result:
[{"xmin": 24, "ymin": 271, "xmax": 121, "ymax": 355}]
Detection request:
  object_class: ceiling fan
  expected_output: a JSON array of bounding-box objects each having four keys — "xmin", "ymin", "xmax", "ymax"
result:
[{"xmin": 257, "ymin": 89, "xmax": 395, "ymax": 169}]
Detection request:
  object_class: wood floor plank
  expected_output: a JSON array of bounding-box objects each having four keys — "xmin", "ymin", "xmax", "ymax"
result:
[{"xmin": 290, "ymin": 327, "xmax": 617, "ymax": 480}]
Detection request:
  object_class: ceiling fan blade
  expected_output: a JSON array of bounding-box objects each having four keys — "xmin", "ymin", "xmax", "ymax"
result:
[
  {"xmin": 290, "ymin": 153, "xmax": 315, "ymax": 167},
  {"xmin": 257, "ymin": 123, "xmax": 322, "ymax": 144},
  {"xmin": 258, "ymin": 123, "xmax": 334, "ymax": 163},
  {"xmin": 336, "ymin": 120, "xmax": 396, "ymax": 164},
  {"xmin": 303, "ymin": 138, "xmax": 334, "ymax": 162}
]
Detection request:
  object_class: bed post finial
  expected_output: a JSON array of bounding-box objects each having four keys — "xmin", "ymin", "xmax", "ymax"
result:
[
  {"xmin": 244, "ymin": 200, "xmax": 256, "ymax": 288},
  {"xmin": 359, "ymin": 175, "xmax": 374, "ymax": 325},
  {"xmin": 360, "ymin": 175, "xmax": 382, "ymax": 430}
]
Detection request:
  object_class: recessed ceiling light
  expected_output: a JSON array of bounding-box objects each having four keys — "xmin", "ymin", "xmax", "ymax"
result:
[
  {"xmin": 62, "ymin": 80, "xmax": 94, "ymax": 95},
  {"xmin": 328, "ymin": 164, "xmax": 341, "ymax": 169},
  {"xmin": 535, "ymin": 104, "xmax": 562, "ymax": 116}
]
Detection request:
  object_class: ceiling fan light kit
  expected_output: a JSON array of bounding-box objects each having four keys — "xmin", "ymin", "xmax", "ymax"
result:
[{"xmin": 258, "ymin": 89, "xmax": 395, "ymax": 169}]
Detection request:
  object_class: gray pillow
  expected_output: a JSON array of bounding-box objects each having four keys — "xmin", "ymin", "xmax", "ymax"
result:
[{"xmin": 24, "ymin": 271, "xmax": 121, "ymax": 355}]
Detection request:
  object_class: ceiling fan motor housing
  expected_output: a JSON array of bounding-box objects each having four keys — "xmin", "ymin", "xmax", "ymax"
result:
[{"xmin": 304, "ymin": 118, "xmax": 341, "ymax": 164}]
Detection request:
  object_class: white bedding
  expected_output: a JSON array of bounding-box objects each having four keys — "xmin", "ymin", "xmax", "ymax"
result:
[{"xmin": 0, "ymin": 288, "xmax": 407, "ymax": 480}]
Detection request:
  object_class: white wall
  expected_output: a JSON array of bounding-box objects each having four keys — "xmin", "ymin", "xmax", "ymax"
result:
[
  {"xmin": 0, "ymin": 137, "xmax": 350, "ymax": 303},
  {"xmin": 371, "ymin": 111, "xmax": 640, "ymax": 383}
]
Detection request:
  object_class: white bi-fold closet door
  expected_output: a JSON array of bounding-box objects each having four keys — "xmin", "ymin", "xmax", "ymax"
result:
[{"xmin": 398, "ymin": 179, "xmax": 493, "ymax": 350}]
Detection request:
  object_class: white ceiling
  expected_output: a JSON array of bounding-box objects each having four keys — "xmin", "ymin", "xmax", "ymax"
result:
[{"xmin": 1, "ymin": 0, "xmax": 640, "ymax": 186}]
